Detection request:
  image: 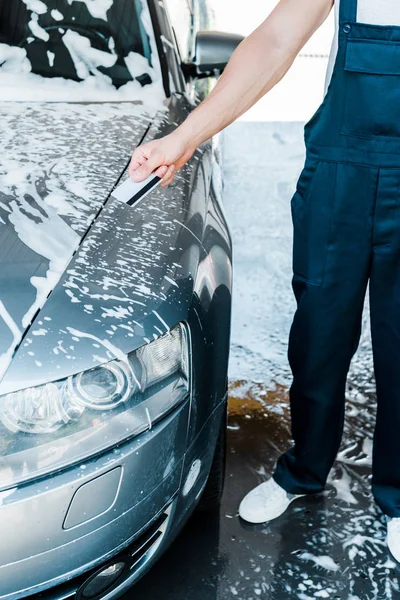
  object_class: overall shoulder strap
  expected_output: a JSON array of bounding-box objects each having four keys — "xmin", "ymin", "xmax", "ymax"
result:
[{"xmin": 339, "ymin": 0, "xmax": 357, "ymax": 23}]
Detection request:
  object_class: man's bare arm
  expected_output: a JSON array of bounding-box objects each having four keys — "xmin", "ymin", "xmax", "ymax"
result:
[{"xmin": 130, "ymin": 0, "xmax": 333, "ymax": 185}]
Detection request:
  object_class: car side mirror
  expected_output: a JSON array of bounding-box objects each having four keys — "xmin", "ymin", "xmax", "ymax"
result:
[{"xmin": 183, "ymin": 30, "xmax": 244, "ymax": 79}]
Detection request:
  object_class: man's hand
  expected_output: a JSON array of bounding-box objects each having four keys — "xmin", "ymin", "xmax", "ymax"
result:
[{"xmin": 129, "ymin": 132, "xmax": 195, "ymax": 187}]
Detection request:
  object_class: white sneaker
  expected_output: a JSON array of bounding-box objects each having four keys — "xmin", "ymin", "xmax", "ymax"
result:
[
  {"xmin": 387, "ymin": 517, "xmax": 400, "ymax": 562},
  {"xmin": 239, "ymin": 478, "xmax": 305, "ymax": 524}
]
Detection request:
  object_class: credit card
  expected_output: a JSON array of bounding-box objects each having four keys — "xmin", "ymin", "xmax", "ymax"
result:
[{"xmin": 111, "ymin": 174, "xmax": 162, "ymax": 206}]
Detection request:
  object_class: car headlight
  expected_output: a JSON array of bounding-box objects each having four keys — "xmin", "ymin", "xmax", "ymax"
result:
[{"xmin": 0, "ymin": 323, "xmax": 189, "ymax": 490}]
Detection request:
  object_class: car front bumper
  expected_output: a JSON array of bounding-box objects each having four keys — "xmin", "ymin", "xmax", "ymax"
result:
[{"xmin": 0, "ymin": 398, "xmax": 191, "ymax": 600}]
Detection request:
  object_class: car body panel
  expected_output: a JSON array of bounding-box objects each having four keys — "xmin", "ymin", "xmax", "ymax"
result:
[
  {"xmin": 0, "ymin": 112, "xmax": 210, "ymax": 395},
  {"xmin": 16, "ymin": 396, "xmax": 226, "ymax": 600},
  {"xmin": 0, "ymin": 101, "xmax": 155, "ymax": 386},
  {"xmin": 0, "ymin": 398, "xmax": 190, "ymax": 599}
]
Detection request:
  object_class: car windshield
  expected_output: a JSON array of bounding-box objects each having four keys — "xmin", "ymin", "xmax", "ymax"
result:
[{"xmin": 0, "ymin": 0, "xmax": 164, "ymax": 103}]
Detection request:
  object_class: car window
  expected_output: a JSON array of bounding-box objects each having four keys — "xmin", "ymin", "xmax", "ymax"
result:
[
  {"xmin": 0, "ymin": 0, "xmax": 163, "ymax": 99},
  {"xmin": 164, "ymin": 0, "xmax": 193, "ymax": 61}
]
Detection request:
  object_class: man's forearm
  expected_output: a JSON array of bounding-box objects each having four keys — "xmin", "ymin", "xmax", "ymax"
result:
[
  {"xmin": 178, "ymin": 0, "xmax": 333, "ymax": 149},
  {"xmin": 178, "ymin": 31, "xmax": 295, "ymax": 147},
  {"xmin": 129, "ymin": 0, "xmax": 333, "ymax": 185}
]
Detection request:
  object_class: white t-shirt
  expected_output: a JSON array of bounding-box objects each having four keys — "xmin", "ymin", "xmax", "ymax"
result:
[{"xmin": 325, "ymin": 0, "xmax": 400, "ymax": 92}]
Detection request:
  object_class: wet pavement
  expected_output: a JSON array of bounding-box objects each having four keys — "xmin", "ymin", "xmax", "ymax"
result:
[{"xmin": 124, "ymin": 123, "xmax": 399, "ymax": 600}]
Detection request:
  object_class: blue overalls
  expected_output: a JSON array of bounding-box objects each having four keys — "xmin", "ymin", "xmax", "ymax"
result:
[{"xmin": 273, "ymin": 0, "xmax": 400, "ymax": 517}]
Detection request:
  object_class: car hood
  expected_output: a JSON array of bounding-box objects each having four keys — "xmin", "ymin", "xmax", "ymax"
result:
[
  {"xmin": 0, "ymin": 99, "xmax": 207, "ymax": 396},
  {"xmin": 0, "ymin": 101, "xmax": 156, "ymax": 389}
]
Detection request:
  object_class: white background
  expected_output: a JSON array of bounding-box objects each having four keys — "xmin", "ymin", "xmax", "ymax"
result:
[{"xmin": 212, "ymin": 0, "xmax": 335, "ymax": 121}]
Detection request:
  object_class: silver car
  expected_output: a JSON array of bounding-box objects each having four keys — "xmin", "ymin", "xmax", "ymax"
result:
[{"xmin": 0, "ymin": 1, "xmax": 242, "ymax": 598}]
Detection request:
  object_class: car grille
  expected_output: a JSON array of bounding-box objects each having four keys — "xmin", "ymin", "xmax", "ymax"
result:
[{"xmin": 28, "ymin": 503, "xmax": 174, "ymax": 600}]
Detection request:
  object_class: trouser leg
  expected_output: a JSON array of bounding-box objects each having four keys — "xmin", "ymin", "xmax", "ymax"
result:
[
  {"xmin": 369, "ymin": 169, "xmax": 400, "ymax": 517},
  {"xmin": 274, "ymin": 276, "xmax": 368, "ymax": 494},
  {"xmin": 274, "ymin": 160, "xmax": 377, "ymax": 495}
]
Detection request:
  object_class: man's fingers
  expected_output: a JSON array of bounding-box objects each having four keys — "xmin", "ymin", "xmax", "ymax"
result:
[
  {"xmin": 161, "ymin": 166, "xmax": 176, "ymax": 187},
  {"xmin": 129, "ymin": 136, "xmax": 183, "ymax": 184},
  {"xmin": 164, "ymin": 165, "xmax": 175, "ymax": 180},
  {"xmin": 131, "ymin": 163, "xmax": 151, "ymax": 182},
  {"xmin": 128, "ymin": 148, "xmax": 147, "ymax": 176},
  {"xmin": 130, "ymin": 149, "xmax": 164, "ymax": 182},
  {"xmin": 128, "ymin": 156, "xmax": 141, "ymax": 174},
  {"xmin": 154, "ymin": 165, "xmax": 169, "ymax": 178}
]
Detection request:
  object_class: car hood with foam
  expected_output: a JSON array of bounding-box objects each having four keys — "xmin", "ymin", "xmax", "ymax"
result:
[{"xmin": 0, "ymin": 101, "xmax": 154, "ymax": 388}]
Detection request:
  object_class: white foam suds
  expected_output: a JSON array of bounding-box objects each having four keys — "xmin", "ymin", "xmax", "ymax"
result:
[
  {"xmin": 62, "ymin": 29, "xmax": 117, "ymax": 79},
  {"xmin": 328, "ymin": 466, "xmax": 358, "ymax": 505},
  {"xmin": 22, "ymin": 0, "xmax": 48, "ymax": 14},
  {"xmin": 0, "ymin": 99, "xmax": 154, "ymax": 385},
  {"xmin": 0, "ymin": 159, "xmax": 84, "ymax": 343},
  {"xmin": 28, "ymin": 13, "xmax": 50, "ymax": 41},
  {"xmin": 343, "ymin": 533, "xmax": 386, "ymax": 557},
  {"xmin": 152, "ymin": 310, "xmax": 169, "ymax": 332},
  {"xmin": 50, "ymin": 8, "xmax": 64, "ymax": 20},
  {"xmin": 183, "ymin": 459, "xmax": 202, "ymax": 496},
  {"xmin": 0, "ymin": 44, "xmax": 31, "ymax": 74},
  {"xmin": 298, "ymin": 553, "xmax": 340, "ymax": 572},
  {"xmin": 47, "ymin": 51, "xmax": 55, "ymax": 67},
  {"xmin": 4, "ymin": 170, "xmax": 81, "ymax": 328},
  {"xmin": 163, "ymin": 275, "xmax": 178, "ymax": 287},
  {"xmin": 66, "ymin": 326, "xmax": 127, "ymax": 362},
  {"xmin": 0, "ymin": 1, "xmax": 165, "ymax": 106},
  {"xmin": 101, "ymin": 307, "xmax": 131, "ymax": 320}
]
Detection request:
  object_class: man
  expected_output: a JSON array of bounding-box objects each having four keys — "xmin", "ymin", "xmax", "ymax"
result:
[{"xmin": 130, "ymin": 0, "xmax": 400, "ymax": 561}]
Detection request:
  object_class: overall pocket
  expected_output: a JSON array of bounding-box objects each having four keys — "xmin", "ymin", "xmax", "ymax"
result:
[
  {"xmin": 291, "ymin": 160, "xmax": 336, "ymax": 286},
  {"xmin": 341, "ymin": 39, "xmax": 400, "ymax": 139}
]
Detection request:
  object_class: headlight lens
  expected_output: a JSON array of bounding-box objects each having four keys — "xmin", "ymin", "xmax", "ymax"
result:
[
  {"xmin": 137, "ymin": 325, "xmax": 188, "ymax": 387},
  {"xmin": 1, "ymin": 361, "xmax": 136, "ymax": 435},
  {"xmin": 69, "ymin": 361, "xmax": 134, "ymax": 411},
  {"xmin": 0, "ymin": 323, "xmax": 189, "ymax": 490}
]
